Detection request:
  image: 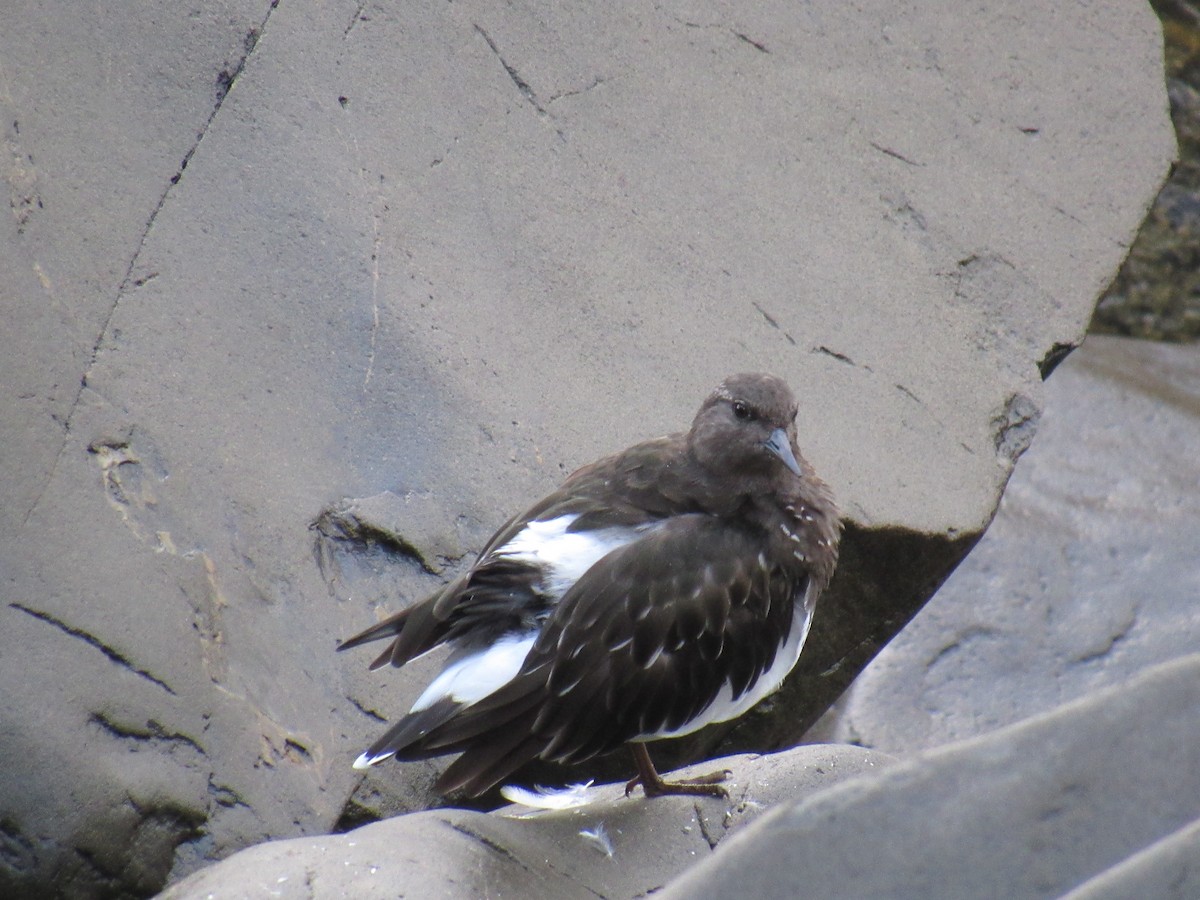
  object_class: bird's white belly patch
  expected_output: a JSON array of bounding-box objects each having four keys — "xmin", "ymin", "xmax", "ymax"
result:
[
  {"xmin": 638, "ymin": 583, "xmax": 818, "ymax": 741},
  {"xmin": 410, "ymin": 634, "xmax": 536, "ymax": 712},
  {"xmin": 494, "ymin": 513, "xmax": 649, "ymax": 600}
]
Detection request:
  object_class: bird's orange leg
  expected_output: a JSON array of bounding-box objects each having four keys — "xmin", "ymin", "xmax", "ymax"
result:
[{"xmin": 624, "ymin": 743, "xmax": 730, "ymax": 799}]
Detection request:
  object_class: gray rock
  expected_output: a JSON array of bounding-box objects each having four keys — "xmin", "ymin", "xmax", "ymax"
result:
[
  {"xmin": 662, "ymin": 655, "xmax": 1200, "ymax": 900},
  {"xmin": 0, "ymin": 0, "xmax": 1173, "ymax": 895},
  {"xmin": 1058, "ymin": 817, "xmax": 1200, "ymax": 900},
  {"xmin": 811, "ymin": 335, "xmax": 1200, "ymax": 752},
  {"xmin": 159, "ymin": 745, "xmax": 893, "ymax": 899}
]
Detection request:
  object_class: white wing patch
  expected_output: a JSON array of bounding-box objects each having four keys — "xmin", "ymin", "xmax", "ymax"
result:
[
  {"xmin": 494, "ymin": 513, "xmax": 651, "ymax": 601},
  {"xmin": 410, "ymin": 633, "xmax": 536, "ymax": 712},
  {"xmin": 353, "ymin": 634, "xmax": 538, "ymax": 770}
]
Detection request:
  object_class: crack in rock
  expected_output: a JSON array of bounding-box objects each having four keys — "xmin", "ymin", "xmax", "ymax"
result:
[
  {"xmin": 9, "ymin": 602, "xmax": 176, "ymax": 694},
  {"xmin": 691, "ymin": 800, "xmax": 720, "ymax": 850},
  {"xmin": 474, "ymin": 24, "xmax": 547, "ymax": 115},
  {"xmin": 314, "ymin": 492, "xmax": 467, "ymax": 579},
  {"xmin": 447, "ymin": 821, "xmax": 530, "ymax": 869},
  {"xmin": 1038, "ymin": 341, "xmax": 1076, "ymax": 380},
  {"xmin": 208, "ymin": 776, "xmax": 250, "ymax": 810},
  {"xmin": 732, "ymin": 31, "xmax": 770, "ymax": 53},
  {"xmin": 89, "ymin": 711, "xmax": 206, "ymax": 757},
  {"xmin": 812, "ymin": 344, "xmax": 867, "ymax": 369},
  {"xmin": 343, "ymin": 1, "xmax": 369, "ymax": 38},
  {"xmin": 23, "ymin": 0, "xmax": 282, "ymax": 526},
  {"xmin": 347, "ymin": 695, "xmax": 387, "ymax": 723},
  {"xmin": 752, "ymin": 302, "xmax": 797, "ymax": 346},
  {"xmin": 870, "ymin": 140, "xmax": 924, "ymax": 167},
  {"xmin": 547, "ymin": 74, "xmax": 610, "ymax": 105},
  {"xmin": 0, "ymin": 818, "xmax": 40, "ymax": 873}
]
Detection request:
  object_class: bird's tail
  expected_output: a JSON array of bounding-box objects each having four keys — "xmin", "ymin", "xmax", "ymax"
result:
[{"xmin": 337, "ymin": 581, "xmax": 459, "ymax": 670}]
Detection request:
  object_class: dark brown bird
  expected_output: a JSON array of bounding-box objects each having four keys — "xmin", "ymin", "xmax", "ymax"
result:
[{"xmin": 339, "ymin": 373, "xmax": 840, "ymax": 798}]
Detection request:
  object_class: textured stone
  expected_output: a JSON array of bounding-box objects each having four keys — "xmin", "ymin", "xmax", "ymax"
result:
[
  {"xmin": 0, "ymin": 1, "xmax": 1173, "ymax": 895},
  {"xmin": 662, "ymin": 655, "xmax": 1200, "ymax": 900},
  {"xmin": 811, "ymin": 335, "xmax": 1200, "ymax": 752},
  {"xmin": 160, "ymin": 746, "xmax": 893, "ymax": 900},
  {"xmin": 1059, "ymin": 818, "xmax": 1200, "ymax": 900}
]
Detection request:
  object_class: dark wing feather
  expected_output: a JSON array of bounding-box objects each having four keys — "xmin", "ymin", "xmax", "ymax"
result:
[
  {"xmin": 336, "ymin": 557, "xmax": 545, "ymax": 672},
  {"xmin": 534, "ymin": 516, "xmax": 804, "ymax": 758},
  {"xmin": 358, "ymin": 697, "xmax": 463, "ymax": 762}
]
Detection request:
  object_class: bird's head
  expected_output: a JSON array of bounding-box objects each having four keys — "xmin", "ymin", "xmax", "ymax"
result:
[{"xmin": 688, "ymin": 372, "xmax": 805, "ymax": 480}]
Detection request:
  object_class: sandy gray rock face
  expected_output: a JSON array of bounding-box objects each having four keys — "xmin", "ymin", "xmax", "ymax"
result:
[
  {"xmin": 1059, "ymin": 818, "xmax": 1200, "ymax": 900},
  {"xmin": 0, "ymin": 1, "xmax": 1173, "ymax": 897},
  {"xmin": 811, "ymin": 335, "xmax": 1200, "ymax": 752},
  {"xmin": 159, "ymin": 746, "xmax": 893, "ymax": 900},
  {"xmin": 662, "ymin": 654, "xmax": 1200, "ymax": 900}
]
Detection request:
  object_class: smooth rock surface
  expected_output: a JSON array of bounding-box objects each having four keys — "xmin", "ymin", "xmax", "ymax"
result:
[
  {"xmin": 160, "ymin": 745, "xmax": 893, "ymax": 899},
  {"xmin": 0, "ymin": 1, "xmax": 1173, "ymax": 896},
  {"xmin": 811, "ymin": 335, "xmax": 1200, "ymax": 752},
  {"xmin": 1059, "ymin": 818, "xmax": 1200, "ymax": 900},
  {"xmin": 662, "ymin": 654, "xmax": 1200, "ymax": 900}
]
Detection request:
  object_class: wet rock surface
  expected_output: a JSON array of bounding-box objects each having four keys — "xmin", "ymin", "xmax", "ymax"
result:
[{"xmin": 0, "ymin": 1, "xmax": 1174, "ymax": 896}]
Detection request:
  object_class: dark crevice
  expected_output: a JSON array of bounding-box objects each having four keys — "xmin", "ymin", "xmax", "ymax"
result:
[
  {"xmin": 474, "ymin": 25, "xmax": 547, "ymax": 115},
  {"xmin": 447, "ymin": 821, "xmax": 531, "ymax": 869},
  {"xmin": 812, "ymin": 345, "xmax": 858, "ymax": 367},
  {"xmin": 333, "ymin": 795, "xmax": 380, "ymax": 834},
  {"xmin": 343, "ymin": 2, "xmax": 369, "ymax": 38},
  {"xmin": 695, "ymin": 521, "xmax": 980, "ymax": 762},
  {"xmin": 89, "ymin": 712, "xmax": 205, "ymax": 755},
  {"xmin": 9, "ymin": 603, "xmax": 176, "ymax": 695},
  {"xmin": 752, "ymin": 303, "xmax": 798, "ymax": 346},
  {"xmin": 869, "ymin": 141, "xmax": 923, "ymax": 167},
  {"xmin": 1038, "ymin": 341, "xmax": 1076, "ymax": 379},
  {"xmin": 348, "ymin": 695, "xmax": 387, "ymax": 723},
  {"xmin": 312, "ymin": 502, "xmax": 452, "ymax": 577},
  {"xmin": 284, "ymin": 737, "xmax": 313, "ymax": 763},
  {"xmin": 208, "ymin": 777, "xmax": 250, "ymax": 810},
  {"xmin": 732, "ymin": 31, "xmax": 770, "ymax": 53}
]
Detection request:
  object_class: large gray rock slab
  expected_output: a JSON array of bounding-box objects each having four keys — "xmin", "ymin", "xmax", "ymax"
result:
[
  {"xmin": 811, "ymin": 335, "xmax": 1200, "ymax": 752},
  {"xmin": 0, "ymin": 1, "xmax": 1173, "ymax": 896},
  {"xmin": 662, "ymin": 654, "xmax": 1200, "ymax": 899},
  {"xmin": 1060, "ymin": 818, "xmax": 1200, "ymax": 900},
  {"xmin": 159, "ymin": 745, "xmax": 892, "ymax": 899}
]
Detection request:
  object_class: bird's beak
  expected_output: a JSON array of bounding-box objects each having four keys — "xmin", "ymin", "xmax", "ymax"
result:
[{"xmin": 764, "ymin": 428, "xmax": 803, "ymax": 476}]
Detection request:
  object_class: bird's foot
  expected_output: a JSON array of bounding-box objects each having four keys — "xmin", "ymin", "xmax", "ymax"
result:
[{"xmin": 624, "ymin": 767, "xmax": 731, "ymax": 799}]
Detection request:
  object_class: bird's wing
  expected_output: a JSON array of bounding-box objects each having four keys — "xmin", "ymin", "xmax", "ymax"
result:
[
  {"xmin": 426, "ymin": 514, "xmax": 809, "ymax": 795},
  {"xmin": 336, "ymin": 475, "xmax": 693, "ymax": 670},
  {"xmin": 337, "ymin": 435, "xmax": 694, "ymax": 669}
]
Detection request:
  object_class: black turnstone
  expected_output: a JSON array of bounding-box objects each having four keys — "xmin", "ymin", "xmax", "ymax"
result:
[{"xmin": 339, "ymin": 372, "xmax": 840, "ymax": 798}]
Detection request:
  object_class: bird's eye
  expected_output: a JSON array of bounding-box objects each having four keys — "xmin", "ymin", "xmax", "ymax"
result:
[{"xmin": 733, "ymin": 401, "xmax": 752, "ymax": 421}]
